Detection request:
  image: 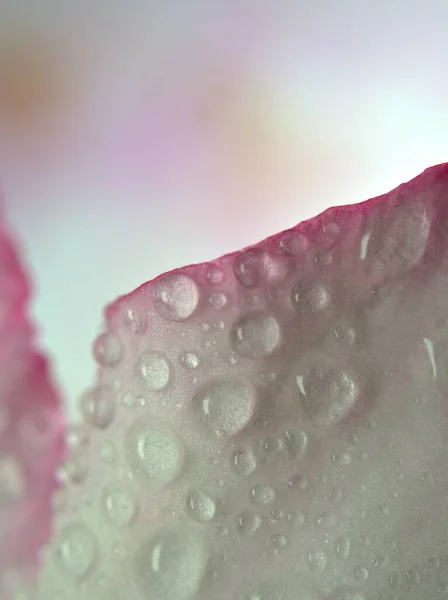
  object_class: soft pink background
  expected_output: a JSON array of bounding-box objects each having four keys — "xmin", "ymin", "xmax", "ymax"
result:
[{"xmin": 1, "ymin": 0, "xmax": 447, "ymax": 417}]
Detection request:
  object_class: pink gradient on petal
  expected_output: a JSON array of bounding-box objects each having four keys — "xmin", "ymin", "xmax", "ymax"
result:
[{"xmin": 0, "ymin": 210, "xmax": 66, "ymax": 596}]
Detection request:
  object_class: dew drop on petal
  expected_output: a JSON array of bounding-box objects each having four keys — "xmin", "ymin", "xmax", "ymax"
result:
[{"xmin": 152, "ymin": 273, "xmax": 200, "ymax": 321}]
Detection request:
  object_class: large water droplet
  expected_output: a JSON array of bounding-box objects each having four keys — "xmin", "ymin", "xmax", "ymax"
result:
[
  {"xmin": 80, "ymin": 385, "xmax": 116, "ymax": 429},
  {"xmin": 102, "ymin": 485, "xmax": 137, "ymax": 527},
  {"xmin": 125, "ymin": 419, "xmax": 185, "ymax": 489},
  {"xmin": 152, "ymin": 273, "xmax": 200, "ymax": 321},
  {"xmin": 192, "ymin": 379, "xmax": 257, "ymax": 437},
  {"xmin": 54, "ymin": 524, "xmax": 98, "ymax": 580},
  {"xmin": 136, "ymin": 352, "xmax": 171, "ymax": 391},
  {"xmin": 185, "ymin": 490, "xmax": 216, "ymax": 523},
  {"xmin": 92, "ymin": 332, "xmax": 123, "ymax": 366},
  {"xmin": 230, "ymin": 311, "xmax": 281, "ymax": 358},
  {"xmin": 134, "ymin": 528, "xmax": 209, "ymax": 600}
]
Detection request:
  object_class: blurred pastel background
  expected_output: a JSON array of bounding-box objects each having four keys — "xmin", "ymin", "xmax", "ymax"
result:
[{"xmin": 0, "ymin": 0, "xmax": 447, "ymax": 419}]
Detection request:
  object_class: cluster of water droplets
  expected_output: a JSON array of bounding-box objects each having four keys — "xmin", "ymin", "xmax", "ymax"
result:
[{"xmin": 23, "ymin": 193, "xmax": 448, "ymax": 600}]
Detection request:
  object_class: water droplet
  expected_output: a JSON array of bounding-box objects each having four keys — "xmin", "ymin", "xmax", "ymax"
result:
[
  {"xmin": 66, "ymin": 424, "xmax": 89, "ymax": 454},
  {"xmin": 122, "ymin": 391, "xmax": 136, "ymax": 408},
  {"xmin": 236, "ymin": 511, "xmax": 261, "ymax": 536},
  {"xmin": 185, "ymin": 490, "xmax": 216, "ymax": 523},
  {"xmin": 249, "ymin": 484, "xmax": 276, "ymax": 505},
  {"xmin": 327, "ymin": 486, "xmax": 342, "ymax": 503},
  {"xmin": 102, "ymin": 485, "xmax": 137, "ymax": 527},
  {"xmin": 193, "ymin": 379, "xmax": 257, "ymax": 437},
  {"xmin": 297, "ymin": 357, "xmax": 359, "ymax": 426},
  {"xmin": 234, "ymin": 250, "xmax": 262, "ymax": 288},
  {"xmin": 271, "ymin": 533, "xmax": 288, "ymax": 549},
  {"xmin": 80, "ymin": 385, "xmax": 116, "ymax": 429},
  {"xmin": 263, "ymin": 436, "xmax": 283, "ymax": 453},
  {"xmin": 134, "ymin": 528, "xmax": 209, "ymax": 600},
  {"xmin": 179, "ymin": 351, "xmax": 200, "ymax": 369},
  {"xmin": 92, "ymin": 332, "xmax": 123, "ymax": 366},
  {"xmin": 334, "ymin": 535, "xmax": 351, "ymax": 560},
  {"xmin": 230, "ymin": 311, "xmax": 281, "ymax": 358},
  {"xmin": 307, "ymin": 550, "xmax": 327, "ymax": 572},
  {"xmin": 287, "ymin": 474, "xmax": 307, "ymax": 491},
  {"xmin": 354, "ymin": 566, "xmax": 369, "ymax": 582},
  {"xmin": 205, "ymin": 264, "xmax": 224, "ymax": 285},
  {"xmin": 0, "ymin": 456, "xmax": 24, "ymax": 503},
  {"xmin": 231, "ymin": 446, "xmax": 257, "ymax": 476},
  {"xmin": 152, "ymin": 273, "xmax": 200, "ymax": 321},
  {"xmin": 284, "ymin": 429, "xmax": 308, "ymax": 458},
  {"xmin": 277, "ymin": 230, "xmax": 308, "ymax": 256},
  {"xmin": 54, "ymin": 524, "xmax": 98, "ymax": 580},
  {"xmin": 292, "ymin": 280, "xmax": 332, "ymax": 313},
  {"xmin": 208, "ymin": 291, "xmax": 228, "ymax": 310},
  {"xmin": 136, "ymin": 352, "xmax": 171, "ymax": 391},
  {"xmin": 123, "ymin": 307, "xmax": 147, "ymax": 334},
  {"xmin": 124, "ymin": 419, "xmax": 185, "ymax": 489}
]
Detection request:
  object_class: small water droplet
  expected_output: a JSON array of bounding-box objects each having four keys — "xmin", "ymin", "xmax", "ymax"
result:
[
  {"xmin": 284, "ymin": 429, "xmax": 308, "ymax": 458},
  {"xmin": 102, "ymin": 485, "xmax": 137, "ymax": 527},
  {"xmin": 354, "ymin": 565, "xmax": 369, "ymax": 581},
  {"xmin": 209, "ymin": 291, "xmax": 228, "ymax": 310},
  {"xmin": 122, "ymin": 392, "xmax": 136, "ymax": 409},
  {"xmin": 236, "ymin": 511, "xmax": 261, "ymax": 536},
  {"xmin": 54, "ymin": 524, "xmax": 98, "ymax": 580},
  {"xmin": 65, "ymin": 424, "xmax": 89, "ymax": 454},
  {"xmin": 179, "ymin": 351, "xmax": 200, "ymax": 369},
  {"xmin": 123, "ymin": 307, "xmax": 147, "ymax": 334},
  {"xmin": 308, "ymin": 550, "xmax": 327, "ymax": 572},
  {"xmin": 249, "ymin": 484, "xmax": 276, "ymax": 505},
  {"xmin": 80, "ymin": 385, "xmax": 116, "ymax": 429},
  {"xmin": 271, "ymin": 533, "xmax": 288, "ymax": 549},
  {"xmin": 287, "ymin": 474, "xmax": 307, "ymax": 491},
  {"xmin": 334, "ymin": 536, "xmax": 351, "ymax": 560},
  {"xmin": 234, "ymin": 250, "xmax": 262, "ymax": 288},
  {"xmin": 152, "ymin": 273, "xmax": 200, "ymax": 321},
  {"xmin": 263, "ymin": 435, "xmax": 283, "ymax": 453},
  {"xmin": 185, "ymin": 490, "xmax": 216, "ymax": 523},
  {"xmin": 230, "ymin": 311, "xmax": 281, "ymax": 358},
  {"xmin": 92, "ymin": 332, "xmax": 123, "ymax": 366},
  {"xmin": 327, "ymin": 486, "xmax": 342, "ymax": 502},
  {"xmin": 231, "ymin": 446, "xmax": 257, "ymax": 476},
  {"xmin": 136, "ymin": 352, "xmax": 171, "ymax": 391},
  {"xmin": 298, "ymin": 357, "xmax": 360, "ymax": 427},
  {"xmin": 205, "ymin": 264, "xmax": 224, "ymax": 285}
]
